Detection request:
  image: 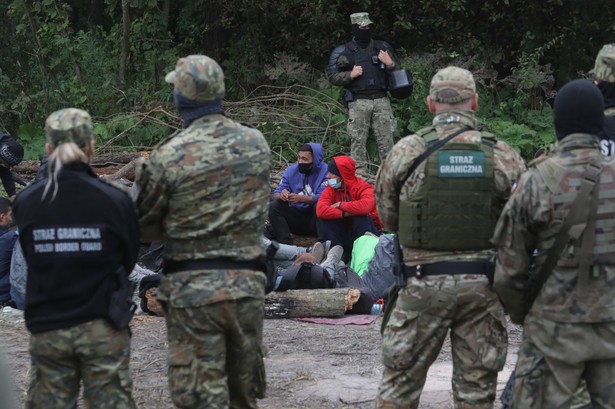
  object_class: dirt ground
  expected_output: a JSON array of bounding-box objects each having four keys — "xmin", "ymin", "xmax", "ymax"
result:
[{"xmin": 0, "ymin": 306, "xmax": 523, "ymax": 409}]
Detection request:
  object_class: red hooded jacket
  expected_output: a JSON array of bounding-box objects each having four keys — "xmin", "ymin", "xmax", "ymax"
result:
[{"xmin": 316, "ymin": 156, "xmax": 382, "ymax": 231}]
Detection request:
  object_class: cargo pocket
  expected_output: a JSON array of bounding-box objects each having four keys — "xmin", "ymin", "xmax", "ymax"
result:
[
  {"xmin": 253, "ymin": 346, "xmax": 267, "ymax": 399},
  {"xmin": 381, "ymin": 308, "xmax": 420, "ymax": 371},
  {"xmin": 479, "ymin": 309, "xmax": 508, "ymax": 371},
  {"xmin": 512, "ymin": 347, "xmax": 546, "ymax": 408},
  {"xmin": 168, "ymin": 344, "xmax": 197, "ymax": 408}
]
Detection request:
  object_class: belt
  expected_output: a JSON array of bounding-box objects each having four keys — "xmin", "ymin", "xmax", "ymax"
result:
[
  {"xmin": 403, "ymin": 261, "xmax": 495, "ymax": 279},
  {"xmin": 165, "ymin": 258, "xmax": 264, "ymax": 274},
  {"xmin": 354, "ymin": 93, "xmax": 387, "ymax": 100}
]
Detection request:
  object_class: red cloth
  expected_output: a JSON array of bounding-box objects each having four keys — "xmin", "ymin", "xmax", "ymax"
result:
[{"xmin": 316, "ymin": 156, "xmax": 382, "ymax": 231}]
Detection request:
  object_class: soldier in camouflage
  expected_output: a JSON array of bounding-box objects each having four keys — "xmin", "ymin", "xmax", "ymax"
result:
[
  {"xmin": 493, "ymin": 78, "xmax": 615, "ymax": 408},
  {"xmin": 375, "ymin": 66, "xmax": 526, "ymax": 409},
  {"xmin": 13, "ymin": 108, "xmax": 139, "ymax": 409},
  {"xmin": 135, "ymin": 55, "xmax": 271, "ymax": 409},
  {"xmin": 327, "ymin": 12, "xmax": 398, "ymax": 174},
  {"xmin": 593, "ymin": 43, "xmax": 615, "ymax": 157}
]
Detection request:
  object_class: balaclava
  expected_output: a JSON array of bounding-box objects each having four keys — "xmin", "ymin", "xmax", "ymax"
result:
[
  {"xmin": 554, "ymin": 79, "xmax": 604, "ymax": 140},
  {"xmin": 352, "ymin": 25, "xmax": 372, "ymax": 48}
]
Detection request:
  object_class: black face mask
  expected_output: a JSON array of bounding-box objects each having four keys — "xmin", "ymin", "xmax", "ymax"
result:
[
  {"xmin": 352, "ymin": 25, "xmax": 372, "ymax": 48},
  {"xmin": 298, "ymin": 163, "xmax": 313, "ymax": 174}
]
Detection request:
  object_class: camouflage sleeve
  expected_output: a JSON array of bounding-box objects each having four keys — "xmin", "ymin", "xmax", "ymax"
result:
[
  {"xmin": 493, "ymin": 140, "xmax": 527, "ymax": 200},
  {"xmin": 327, "ymin": 45, "xmax": 353, "ymax": 86},
  {"xmin": 134, "ymin": 153, "xmax": 175, "ymax": 242},
  {"xmin": 492, "ymin": 170, "xmax": 541, "ymax": 323},
  {"xmin": 375, "ymin": 135, "xmax": 425, "ymax": 233}
]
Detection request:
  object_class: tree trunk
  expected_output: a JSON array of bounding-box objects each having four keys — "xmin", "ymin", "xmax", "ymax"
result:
[
  {"xmin": 119, "ymin": 0, "xmax": 130, "ymax": 86},
  {"xmin": 265, "ymin": 288, "xmax": 361, "ymax": 319}
]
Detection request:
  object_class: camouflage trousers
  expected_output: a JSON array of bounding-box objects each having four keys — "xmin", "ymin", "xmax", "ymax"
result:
[
  {"xmin": 377, "ymin": 275, "xmax": 507, "ymax": 409},
  {"xmin": 509, "ymin": 318, "xmax": 615, "ymax": 408},
  {"xmin": 26, "ymin": 318, "xmax": 135, "ymax": 409},
  {"xmin": 347, "ymin": 97, "xmax": 395, "ymax": 171},
  {"xmin": 164, "ymin": 298, "xmax": 266, "ymax": 409}
]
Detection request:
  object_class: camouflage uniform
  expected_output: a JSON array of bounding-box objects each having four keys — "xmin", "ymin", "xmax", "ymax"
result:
[
  {"xmin": 375, "ymin": 67, "xmax": 526, "ymax": 409},
  {"xmin": 593, "ymin": 44, "xmax": 615, "ymax": 118},
  {"xmin": 135, "ymin": 55, "xmax": 270, "ymax": 409},
  {"xmin": 494, "ymin": 80, "xmax": 615, "ymax": 409},
  {"xmin": 15, "ymin": 108, "xmax": 138, "ymax": 409},
  {"xmin": 327, "ymin": 12, "xmax": 398, "ymax": 173}
]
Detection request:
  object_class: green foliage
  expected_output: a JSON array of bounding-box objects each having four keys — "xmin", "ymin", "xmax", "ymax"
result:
[{"xmin": 15, "ymin": 122, "xmax": 46, "ymax": 160}]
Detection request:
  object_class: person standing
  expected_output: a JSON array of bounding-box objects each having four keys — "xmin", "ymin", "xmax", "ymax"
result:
[
  {"xmin": 375, "ymin": 66, "xmax": 526, "ymax": 408},
  {"xmin": 493, "ymin": 79, "xmax": 615, "ymax": 408},
  {"xmin": 135, "ymin": 54, "xmax": 271, "ymax": 409},
  {"xmin": 327, "ymin": 12, "xmax": 398, "ymax": 174},
  {"xmin": 13, "ymin": 108, "xmax": 139, "ymax": 408},
  {"xmin": 267, "ymin": 142, "xmax": 328, "ymax": 244},
  {"xmin": 0, "ymin": 131, "xmax": 24, "ymax": 200},
  {"xmin": 592, "ymin": 43, "xmax": 615, "ymax": 156}
]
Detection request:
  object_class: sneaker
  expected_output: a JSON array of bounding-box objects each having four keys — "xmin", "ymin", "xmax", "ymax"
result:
[
  {"xmin": 320, "ymin": 245, "xmax": 344, "ymax": 274},
  {"xmin": 321, "ymin": 240, "xmax": 332, "ymax": 257},
  {"xmin": 310, "ymin": 242, "xmax": 326, "ymax": 264}
]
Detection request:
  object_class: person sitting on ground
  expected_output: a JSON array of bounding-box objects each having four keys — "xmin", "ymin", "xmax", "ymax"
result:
[
  {"xmin": 0, "ymin": 197, "xmax": 17, "ymax": 307},
  {"xmin": 0, "ymin": 131, "xmax": 24, "ymax": 200},
  {"xmin": 316, "ymin": 155, "xmax": 381, "ymax": 261},
  {"xmin": 267, "ymin": 142, "xmax": 329, "ymax": 244}
]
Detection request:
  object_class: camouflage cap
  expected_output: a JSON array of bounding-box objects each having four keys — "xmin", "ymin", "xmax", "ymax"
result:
[
  {"xmin": 45, "ymin": 108, "xmax": 93, "ymax": 148},
  {"xmin": 165, "ymin": 54, "xmax": 225, "ymax": 102},
  {"xmin": 429, "ymin": 66, "xmax": 476, "ymax": 104},
  {"xmin": 592, "ymin": 43, "xmax": 615, "ymax": 82},
  {"xmin": 350, "ymin": 12, "xmax": 373, "ymax": 27}
]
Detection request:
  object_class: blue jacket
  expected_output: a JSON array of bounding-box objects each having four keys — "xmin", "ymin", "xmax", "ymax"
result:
[
  {"xmin": 0, "ymin": 226, "xmax": 17, "ymax": 303},
  {"xmin": 273, "ymin": 142, "xmax": 329, "ymax": 212}
]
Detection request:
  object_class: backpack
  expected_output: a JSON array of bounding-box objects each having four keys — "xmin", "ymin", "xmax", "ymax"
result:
[{"xmin": 273, "ymin": 262, "xmax": 336, "ymax": 291}]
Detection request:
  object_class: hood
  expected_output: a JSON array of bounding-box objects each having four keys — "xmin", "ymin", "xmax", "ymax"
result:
[
  {"xmin": 332, "ymin": 156, "xmax": 358, "ymax": 187},
  {"xmin": 307, "ymin": 142, "xmax": 325, "ymax": 172}
]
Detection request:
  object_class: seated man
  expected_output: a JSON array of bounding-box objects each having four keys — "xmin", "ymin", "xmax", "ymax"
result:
[
  {"xmin": 316, "ymin": 155, "xmax": 381, "ymax": 261},
  {"xmin": 0, "ymin": 197, "xmax": 17, "ymax": 307},
  {"xmin": 267, "ymin": 143, "xmax": 328, "ymax": 244}
]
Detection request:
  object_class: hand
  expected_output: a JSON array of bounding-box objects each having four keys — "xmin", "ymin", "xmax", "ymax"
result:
[
  {"xmin": 378, "ymin": 50, "xmax": 393, "ymax": 68},
  {"xmin": 332, "ymin": 201, "xmax": 342, "ymax": 209},
  {"xmin": 287, "ymin": 193, "xmax": 304, "ymax": 204},
  {"xmin": 278, "ymin": 189, "xmax": 290, "ymax": 201},
  {"xmin": 350, "ymin": 65, "xmax": 363, "ymax": 79}
]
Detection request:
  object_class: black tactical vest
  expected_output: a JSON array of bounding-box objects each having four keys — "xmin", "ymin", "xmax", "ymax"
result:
[
  {"xmin": 340, "ymin": 40, "xmax": 389, "ymax": 94},
  {"xmin": 398, "ymin": 127, "xmax": 501, "ymax": 251}
]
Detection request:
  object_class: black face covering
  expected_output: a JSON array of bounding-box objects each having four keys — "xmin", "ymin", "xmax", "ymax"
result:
[
  {"xmin": 352, "ymin": 25, "xmax": 372, "ymax": 48},
  {"xmin": 597, "ymin": 80, "xmax": 615, "ymax": 109},
  {"xmin": 553, "ymin": 79, "xmax": 604, "ymax": 141},
  {"xmin": 298, "ymin": 163, "xmax": 312, "ymax": 174}
]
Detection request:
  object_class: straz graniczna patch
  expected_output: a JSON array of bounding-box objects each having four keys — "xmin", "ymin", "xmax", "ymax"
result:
[{"xmin": 437, "ymin": 151, "xmax": 485, "ymax": 178}]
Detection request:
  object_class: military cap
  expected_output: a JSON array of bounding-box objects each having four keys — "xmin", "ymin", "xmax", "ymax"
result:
[
  {"xmin": 429, "ymin": 66, "xmax": 476, "ymax": 104},
  {"xmin": 350, "ymin": 12, "xmax": 373, "ymax": 27},
  {"xmin": 592, "ymin": 43, "xmax": 615, "ymax": 83},
  {"xmin": 165, "ymin": 54, "xmax": 225, "ymax": 102},
  {"xmin": 45, "ymin": 108, "xmax": 93, "ymax": 149}
]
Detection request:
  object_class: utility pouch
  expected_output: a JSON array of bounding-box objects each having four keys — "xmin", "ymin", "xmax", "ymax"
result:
[
  {"xmin": 342, "ymin": 89, "xmax": 355, "ymax": 109},
  {"xmin": 108, "ymin": 267, "xmax": 137, "ymax": 330}
]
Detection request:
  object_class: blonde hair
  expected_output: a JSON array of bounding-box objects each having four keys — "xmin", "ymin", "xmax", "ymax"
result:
[{"xmin": 42, "ymin": 142, "xmax": 90, "ymax": 201}]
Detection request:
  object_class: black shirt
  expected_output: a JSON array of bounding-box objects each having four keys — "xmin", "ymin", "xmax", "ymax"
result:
[
  {"xmin": 600, "ymin": 115, "xmax": 615, "ymax": 157},
  {"xmin": 13, "ymin": 162, "xmax": 139, "ymax": 334}
]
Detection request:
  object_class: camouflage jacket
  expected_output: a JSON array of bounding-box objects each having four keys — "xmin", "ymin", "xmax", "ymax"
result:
[
  {"xmin": 135, "ymin": 114, "xmax": 271, "ymax": 306},
  {"xmin": 375, "ymin": 110, "xmax": 526, "ymax": 265},
  {"xmin": 493, "ymin": 133, "xmax": 615, "ymax": 323}
]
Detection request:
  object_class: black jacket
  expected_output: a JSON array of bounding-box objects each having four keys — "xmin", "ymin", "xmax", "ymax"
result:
[{"xmin": 13, "ymin": 162, "xmax": 139, "ymax": 334}]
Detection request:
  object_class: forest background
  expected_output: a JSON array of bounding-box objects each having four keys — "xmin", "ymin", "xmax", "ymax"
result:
[{"xmin": 0, "ymin": 0, "xmax": 614, "ymax": 167}]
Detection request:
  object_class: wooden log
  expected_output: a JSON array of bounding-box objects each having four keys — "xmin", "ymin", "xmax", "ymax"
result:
[{"xmin": 265, "ymin": 288, "xmax": 361, "ymax": 319}]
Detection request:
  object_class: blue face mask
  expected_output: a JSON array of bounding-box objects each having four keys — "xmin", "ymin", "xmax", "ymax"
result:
[{"xmin": 328, "ymin": 177, "xmax": 342, "ymax": 189}]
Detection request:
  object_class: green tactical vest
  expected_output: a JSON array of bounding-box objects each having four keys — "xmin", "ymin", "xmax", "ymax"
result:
[
  {"xmin": 398, "ymin": 127, "xmax": 500, "ymax": 251},
  {"xmin": 532, "ymin": 157, "xmax": 615, "ymax": 269}
]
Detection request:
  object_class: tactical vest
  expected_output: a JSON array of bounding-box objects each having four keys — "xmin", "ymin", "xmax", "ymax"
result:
[
  {"xmin": 532, "ymin": 157, "xmax": 615, "ymax": 269},
  {"xmin": 341, "ymin": 40, "xmax": 388, "ymax": 94},
  {"xmin": 398, "ymin": 127, "xmax": 500, "ymax": 251}
]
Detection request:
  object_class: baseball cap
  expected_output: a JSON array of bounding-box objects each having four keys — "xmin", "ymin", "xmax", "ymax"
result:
[
  {"xmin": 45, "ymin": 108, "xmax": 94, "ymax": 149},
  {"xmin": 165, "ymin": 55, "xmax": 225, "ymax": 102},
  {"xmin": 350, "ymin": 12, "xmax": 373, "ymax": 28},
  {"xmin": 592, "ymin": 43, "xmax": 615, "ymax": 83},
  {"xmin": 429, "ymin": 66, "xmax": 476, "ymax": 104}
]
